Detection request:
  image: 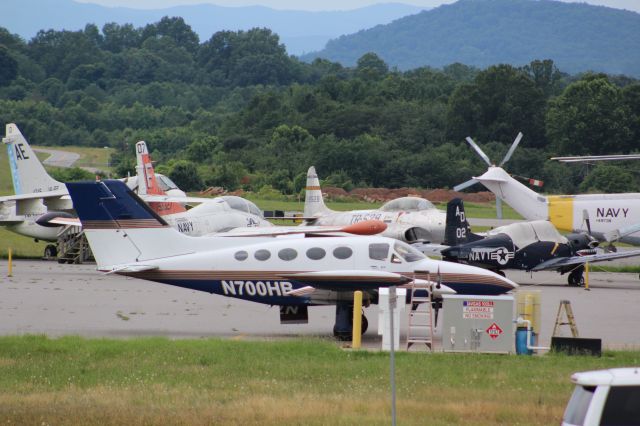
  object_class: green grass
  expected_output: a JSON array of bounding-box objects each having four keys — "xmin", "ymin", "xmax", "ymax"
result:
[
  {"xmin": 0, "ymin": 335, "xmax": 637, "ymax": 425},
  {"xmin": 32, "ymin": 145, "xmax": 115, "ymax": 174},
  {"xmin": 0, "ymin": 228, "xmax": 47, "ymax": 258}
]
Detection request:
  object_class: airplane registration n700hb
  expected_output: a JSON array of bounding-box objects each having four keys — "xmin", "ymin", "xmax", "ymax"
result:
[{"xmin": 66, "ymin": 180, "xmax": 517, "ymax": 335}]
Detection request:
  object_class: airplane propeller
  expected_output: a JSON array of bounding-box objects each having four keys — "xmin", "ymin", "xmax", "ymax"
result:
[{"xmin": 454, "ymin": 132, "xmax": 524, "ymax": 219}]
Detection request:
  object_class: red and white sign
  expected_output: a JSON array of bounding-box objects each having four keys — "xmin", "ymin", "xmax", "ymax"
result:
[
  {"xmin": 463, "ymin": 300, "xmax": 494, "ymax": 319},
  {"xmin": 486, "ymin": 322, "xmax": 503, "ymax": 340}
]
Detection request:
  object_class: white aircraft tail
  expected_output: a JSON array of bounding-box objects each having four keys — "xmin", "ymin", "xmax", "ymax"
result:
[
  {"xmin": 3, "ymin": 123, "xmax": 63, "ymax": 195},
  {"xmin": 303, "ymin": 166, "xmax": 333, "ymax": 218},
  {"xmin": 66, "ymin": 179, "xmax": 210, "ymax": 270},
  {"xmin": 474, "ymin": 166, "xmax": 549, "ymax": 221}
]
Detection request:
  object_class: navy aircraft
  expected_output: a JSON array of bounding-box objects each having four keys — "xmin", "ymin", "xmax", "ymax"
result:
[
  {"xmin": 302, "ymin": 166, "xmax": 447, "ymax": 244},
  {"xmin": 440, "ymin": 199, "xmax": 640, "ymax": 286},
  {"xmin": 65, "ymin": 180, "xmax": 518, "ymax": 338}
]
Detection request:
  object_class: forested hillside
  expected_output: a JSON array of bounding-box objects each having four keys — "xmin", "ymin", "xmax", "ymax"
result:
[
  {"xmin": 305, "ymin": 0, "xmax": 640, "ymax": 77},
  {"xmin": 0, "ymin": 17, "xmax": 639, "ymax": 197}
]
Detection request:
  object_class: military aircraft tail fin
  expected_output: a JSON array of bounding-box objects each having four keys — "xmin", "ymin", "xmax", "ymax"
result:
[
  {"xmin": 135, "ymin": 141, "xmax": 186, "ymax": 215},
  {"xmin": 2, "ymin": 123, "xmax": 64, "ymax": 195},
  {"xmin": 303, "ymin": 166, "xmax": 333, "ymax": 218},
  {"xmin": 444, "ymin": 198, "xmax": 483, "ymax": 246},
  {"xmin": 474, "ymin": 166, "xmax": 548, "ymax": 221}
]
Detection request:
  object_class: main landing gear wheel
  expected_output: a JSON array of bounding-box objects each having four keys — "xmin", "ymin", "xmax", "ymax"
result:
[
  {"xmin": 44, "ymin": 245, "xmax": 57, "ymax": 259},
  {"xmin": 568, "ymin": 266, "xmax": 585, "ymax": 287}
]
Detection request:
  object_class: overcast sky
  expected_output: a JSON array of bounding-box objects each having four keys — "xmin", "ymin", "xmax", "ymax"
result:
[{"xmin": 75, "ymin": 0, "xmax": 640, "ymax": 13}]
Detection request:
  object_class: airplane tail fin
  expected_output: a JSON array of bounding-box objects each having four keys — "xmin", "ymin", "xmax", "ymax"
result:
[
  {"xmin": 135, "ymin": 141, "xmax": 186, "ymax": 215},
  {"xmin": 474, "ymin": 166, "xmax": 548, "ymax": 221},
  {"xmin": 66, "ymin": 179, "xmax": 192, "ymax": 270},
  {"xmin": 3, "ymin": 123, "xmax": 63, "ymax": 195},
  {"xmin": 303, "ymin": 166, "xmax": 333, "ymax": 218},
  {"xmin": 444, "ymin": 198, "xmax": 482, "ymax": 246}
]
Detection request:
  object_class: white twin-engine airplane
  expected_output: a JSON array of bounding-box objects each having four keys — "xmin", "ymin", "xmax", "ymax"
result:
[
  {"xmin": 134, "ymin": 141, "xmax": 387, "ymax": 238},
  {"xmin": 474, "ymin": 166, "xmax": 640, "ymax": 246},
  {"xmin": 66, "ymin": 179, "xmax": 517, "ymax": 337},
  {"xmin": 303, "ymin": 166, "xmax": 447, "ymax": 244}
]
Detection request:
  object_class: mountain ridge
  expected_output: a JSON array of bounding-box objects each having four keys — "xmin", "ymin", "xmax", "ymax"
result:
[{"xmin": 304, "ymin": 0, "xmax": 640, "ymax": 76}]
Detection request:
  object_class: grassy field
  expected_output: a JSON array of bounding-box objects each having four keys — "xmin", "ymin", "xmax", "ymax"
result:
[{"xmin": 0, "ymin": 336, "xmax": 637, "ymax": 425}]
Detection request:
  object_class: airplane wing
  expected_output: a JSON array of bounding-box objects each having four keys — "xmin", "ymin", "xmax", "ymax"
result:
[
  {"xmin": 531, "ymin": 249, "xmax": 640, "ymax": 271},
  {"xmin": 0, "ymin": 189, "xmax": 68, "ymax": 203},
  {"xmin": 209, "ymin": 220, "xmax": 387, "ymax": 237},
  {"xmin": 278, "ymin": 270, "xmax": 412, "ymax": 291}
]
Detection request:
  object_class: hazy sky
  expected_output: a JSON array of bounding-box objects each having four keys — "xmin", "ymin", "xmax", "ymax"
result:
[{"xmin": 75, "ymin": 0, "xmax": 640, "ymax": 13}]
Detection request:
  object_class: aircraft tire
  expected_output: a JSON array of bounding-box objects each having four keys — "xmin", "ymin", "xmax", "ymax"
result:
[
  {"xmin": 361, "ymin": 314, "xmax": 369, "ymax": 334},
  {"xmin": 44, "ymin": 245, "xmax": 57, "ymax": 259}
]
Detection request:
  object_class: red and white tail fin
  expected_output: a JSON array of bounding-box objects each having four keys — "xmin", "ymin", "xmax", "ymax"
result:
[{"xmin": 135, "ymin": 141, "xmax": 186, "ymax": 215}]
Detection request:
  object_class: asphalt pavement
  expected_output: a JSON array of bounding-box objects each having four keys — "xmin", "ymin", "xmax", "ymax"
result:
[{"xmin": 1, "ymin": 260, "xmax": 639, "ymax": 350}]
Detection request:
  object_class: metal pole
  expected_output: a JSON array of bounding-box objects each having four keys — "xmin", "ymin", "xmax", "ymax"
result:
[
  {"xmin": 7, "ymin": 248, "xmax": 12, "ymax": 277},
  {"xmin": 584, "ymin": 262, "xmax": 590, "ymax": 291},
  {"xmin": 352, "ymin": 291, "xmax": 362, "ymax": 349},
  {"xmin": 389, "ymin": 285, "xmax": 397, "ymax": 426}
]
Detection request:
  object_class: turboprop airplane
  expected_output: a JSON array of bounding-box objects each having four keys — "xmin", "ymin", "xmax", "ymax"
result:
[
  {"xmin": 460, "ymin": 134, "xmax": 640, "ymax": 246},
  {"xmin": 302, "ymin": 166, "xmax": 447, "ymax": 244},
  {"xmin": 0, "ymin": 123, "xmax": 71, "ymax": 257},
  {"xmin": 65, "ymin": 179, "xmax": 517, "ymax": 338},
  {"xmin": 440, "ymin": 199, "xmax": 640, "ymax": 286}
]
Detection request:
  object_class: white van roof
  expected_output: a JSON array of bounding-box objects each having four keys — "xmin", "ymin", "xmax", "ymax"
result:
[{"xmin": 571, "ymin": 368, "xmax": 640, "ymax": 386}]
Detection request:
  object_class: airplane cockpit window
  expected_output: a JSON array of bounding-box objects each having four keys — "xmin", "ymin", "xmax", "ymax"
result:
[
  {"xmin": 380, "ymin": 197, "xmax": 435, "ymax": 212},
  {"xmin": 220, "ymin": 196, "xmax": 264, "ymax": 218},
  {"xmin": 254, "ymin": 249, "xmax": 271, "ymax": 261},
  {"xmin": 156, "ymin": 174, "xmax": 179, "ymax": 192},
  {"xmin": 306, "ymin": 247, "xmax": 326, "ymax": 260},
  {"xmin": 333, "ymin": 246, "xmax": 353, "ymax": 260},
  {"xmin": 234, "ymin": 250, "xmax": 248, "ymax": 261},
  {"xmin": 278, "ymin": 248, "xmax": 298, "ymax": 261},
  {"xmin": 393, "ymin": 241, "xmax": 425, "ymax": 262},
  {"xmin": 369, "ymin": 243, "xmax": 390, "ymax": 261}
]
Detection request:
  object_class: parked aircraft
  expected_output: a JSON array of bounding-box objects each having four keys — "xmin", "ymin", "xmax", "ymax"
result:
[
  {"xmin": 0, "ymin": 123, "xmax": 71, "ymax": 256},
  {"xmin": 0, "ymin": 123, "xmax": 186, "ymax": 257},
  {"xmin": 134, "ymin": 141, "xmax": 387, "ymax": 238},
  {"xmin": 440, "ymin": 199, "xmax": 640, "ymax": 286},
  {"xmin": 460, "ymin": 134, "xmax": 640, "ymax": 246},
  {"xmin": 66, "ymin": 179, "xmax": 517, "ymax": 337},
  {"xmin": 302, "ymin": 166, "xmax": 447, "ymax": 244}
]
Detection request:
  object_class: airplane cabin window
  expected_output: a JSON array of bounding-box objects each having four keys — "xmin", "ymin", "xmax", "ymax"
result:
[
  {"xmin": 234, "ymin": 250, "xmax": 248, "ymax": 261},
  {"xmin": 278, "ymin": 248, "xmax": 298, "ymax": 261},
  {"xmin": 306, "ymin": 247, "xmax": 326, "ymax": 260},
  {"xmin": 369, "ymin": 243, "xmax": 390, "ymax": 260},
  {"xmin": 394, "ymin": 241, "xmax": 425, "ymax": 262},
  {"xmin": 333, "ymin": 246, "xmax": 353, "ymax": 260},
  {"xmin": 254, "ymin": 249, "xmax": 271, "ymax": 261}
]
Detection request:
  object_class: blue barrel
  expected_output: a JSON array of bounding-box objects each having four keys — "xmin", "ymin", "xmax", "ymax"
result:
[{"xmin": 516, "ymin": 328, "xmax": 533, "ymax": 355}]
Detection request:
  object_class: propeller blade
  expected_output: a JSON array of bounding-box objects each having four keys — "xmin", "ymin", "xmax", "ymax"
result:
[
  {"xmin": 453, "ymin": 178, "xmax": 478, "ymax": 192},
  {"xmin": 582, "ymin": 209, "xmax": 592, "ymax": 235},
  {"xmin": 496, "ymin": 197, "xmax": 503, "ymax": 220},
  {"xmin": 465, "ymin": 137, "xmax": 492, "ymax": 166},
  {"xmin": 499, "ymin": 132, "xmax": 523, "ymax": 167}
]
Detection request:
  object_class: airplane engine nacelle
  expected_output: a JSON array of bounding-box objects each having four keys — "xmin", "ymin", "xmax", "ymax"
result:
[
  {"xmin": 384, "ymin": 224, "xmax": 433, "ymax": 243},
  {"xmin": 567, "ymin": 233, "xmax": 599, "ymax": 251}
]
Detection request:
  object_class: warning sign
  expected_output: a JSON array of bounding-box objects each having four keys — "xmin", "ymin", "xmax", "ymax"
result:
[
  {"xmin": 463, "ymin": 300, "xmax": 494, "ymax": 319},
  {"xmin": 486, "ymin": 323, "xmax": 503, "ymax": 340}
]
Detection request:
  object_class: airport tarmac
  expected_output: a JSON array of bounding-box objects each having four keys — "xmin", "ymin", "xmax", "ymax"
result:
[{"xmin": 1, "ymin": 260, "xmax": 639, "ymax": 350}]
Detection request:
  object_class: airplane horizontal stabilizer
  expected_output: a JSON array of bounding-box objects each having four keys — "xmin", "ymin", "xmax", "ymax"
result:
[{"xmin": 105, "ymin": 264, "xmax": 159, "ymax": 274}]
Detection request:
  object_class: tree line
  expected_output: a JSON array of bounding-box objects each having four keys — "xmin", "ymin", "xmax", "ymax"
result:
[{"xmin": 0, "ymin": 18, "xmax": 639, "ymax": 196}]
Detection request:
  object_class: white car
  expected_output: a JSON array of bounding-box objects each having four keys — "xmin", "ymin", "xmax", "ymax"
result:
[{"xmin": 562, "ymin": 368, "xmax": 640, "ymax": 426}]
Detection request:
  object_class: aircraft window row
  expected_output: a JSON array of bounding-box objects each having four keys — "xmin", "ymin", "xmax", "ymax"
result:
[
  {"xmin": 369, "ymin": 243, "xmax": 390, "ymax": 260},
  {"xmin": 233, "ymin": 246, "xmax": 353, "ymax": 262}
]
